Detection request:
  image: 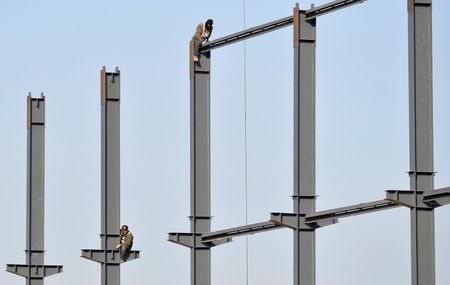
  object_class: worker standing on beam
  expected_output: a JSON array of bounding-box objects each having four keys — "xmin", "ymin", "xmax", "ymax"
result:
[
  {"xmin": 117, "ymin": 225, "xmax": 134, "ymax": 261},
  {"xmin": 192, "ymin": 19, "xmax": 213, "ymax": 62}
]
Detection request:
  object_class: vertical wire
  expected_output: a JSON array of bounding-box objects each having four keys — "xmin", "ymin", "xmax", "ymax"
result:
[{"xmin": 243, "ymin": 0, "xmax": 249, "ymax": 285}]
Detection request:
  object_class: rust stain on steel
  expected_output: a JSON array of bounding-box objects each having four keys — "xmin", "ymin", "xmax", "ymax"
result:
[
  {"xmin": 100, "ymin": 67, "xmax": 106, "ymax": 105},
  {"xmin": 293, "ymin": 4, "xmax": 300, "ymax": 48},
  {"xmin": 189, "ymin": 40, "xmax": 194, "ymax": 79},
  {"xmin": 408, "ymin": 0, "xmax": 414, "ymax": 14},
  {"xmin": 26, "ymin": 94, "xmax": 31, "ymax": 129}
]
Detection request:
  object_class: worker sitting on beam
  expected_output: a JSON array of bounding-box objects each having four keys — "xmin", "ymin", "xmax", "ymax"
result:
[
  {"xmin": 116, "ymin": 225, "xmax": 134, "ymax": 261},
  {"xmin": 192, "ymin": 19, "xmax": 213, "ymax": 62}
]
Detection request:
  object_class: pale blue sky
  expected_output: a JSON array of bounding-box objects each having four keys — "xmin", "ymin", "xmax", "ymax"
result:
[{"xmin": 1, "ymin": 0, "xmax": 449, "ymax": 284}]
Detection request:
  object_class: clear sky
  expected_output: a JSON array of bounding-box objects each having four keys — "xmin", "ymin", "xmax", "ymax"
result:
[{"xmin": 1, "ymin": 0, "xmax": 449, "ymax": 284}]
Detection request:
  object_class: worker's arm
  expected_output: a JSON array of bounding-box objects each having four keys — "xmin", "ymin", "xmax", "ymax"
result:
[{"xmin": 122, "ymin": 233, "xmax": 134, "ymax": 248}]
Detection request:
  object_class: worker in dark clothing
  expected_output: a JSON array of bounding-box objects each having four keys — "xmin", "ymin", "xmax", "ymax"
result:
[
  {"xmin": 116, "ymin": 225, "xmax": 134, "ymax": 261},
  {"xmin": 192, "ymin": 19, "xmax": 213, "ymax": 62}
]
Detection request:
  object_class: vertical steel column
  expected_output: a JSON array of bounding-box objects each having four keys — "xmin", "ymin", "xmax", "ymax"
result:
[
  {"xmin": 81, "ymin": 67, "xmax": 139, "ymax": 282},
  {"xmin": 407, "ymin": 1, "xmax": 435, "ymax": 284},
  {"xmin": 26, "ymin": 94, "xmax": 46, "ymax": 285},
  {"xmin": 190, "ymin": 41, "xmax": 212, "ymax": 285},
  {"xmin": 6, "ymin": 94, "xmax": 63, "ymax": 284},
  {"xmin": 293, "ymin": 5, "xmax": 316, "ymax": 285},
  {"xmin": 101, "ymin": 67, "xmax": 121, "ymax": 285}
]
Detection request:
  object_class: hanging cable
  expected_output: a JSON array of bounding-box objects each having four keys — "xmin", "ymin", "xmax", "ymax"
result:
[{"xmin": 243, "ymin": 0, "xmax": 249, "ymax": 285}]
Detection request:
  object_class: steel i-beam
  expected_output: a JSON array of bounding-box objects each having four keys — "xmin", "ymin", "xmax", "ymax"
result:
[
  {"xmin": 199, "ymin": 0, "xmax": 366, "ymax": 52},
  {"xmin": 407, "ymin": 1, "xmax": 435, "ymax": 284},
  {"xmin": 6, "ymin": 94, "xmax": 63, "ymax": 284},
  {"xmin": 189, "ymin": 42, "xmax": 212, "ymax": 285},
  {"xmin": 293, "ymin": 5, "xmax": 316, "ymax": 285},
  {"xmin": 81, "ymin": 67, "xmax": 139, "ymax": 285}
]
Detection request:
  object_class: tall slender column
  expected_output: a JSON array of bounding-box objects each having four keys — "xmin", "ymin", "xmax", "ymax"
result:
[
  {"xmin": 100, "ymin": 67, "xmax": 122, "ymax": 285},
  {"xmin": 6, "ymin": 94, "xmax": 63, "ymax": 284},
  {"xmin": 81, "ymin": 67, "xmax": 139, "ymax": 285},
  {"xmin": 293, "ymin": 5, "xmax": 316, "ymax": 285},
  {"xmin": 190, "ymin": 42, "xmax": 212, "ymax": 285},
  {"xmin": 407, "ymin": 1, "xmax": 435, "ymax": 284}
]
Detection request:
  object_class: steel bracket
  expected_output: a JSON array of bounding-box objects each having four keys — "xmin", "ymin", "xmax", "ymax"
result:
[
  {"xmin": 385, "ymin": 190, "xmax": 422, "ymax": 208},
  {"xmin": 168, "ymin": 233, "xmax": 231, "ymax": 248},
  {"xmin": 385, "ymin": 189, "xmax": 450, "ymax": 209},
  {"xmin": 270, "ymin": 213, "xmax": 337, "ymax": 230},
  {"xmin": 80, "ymin": 249, "xmax": 140, "ymax": 265},
  {"xmin": 6, "ymin": 264, "xmax": 63, "ymax": 278}
]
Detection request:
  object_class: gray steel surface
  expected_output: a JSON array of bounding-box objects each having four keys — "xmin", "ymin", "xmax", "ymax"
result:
[
  {"xmin": 167, "ymin": 233, "xmax": 231, "ymax": 248},
  {"xmin": 80, "ymin": 249, "xmax": 140, "ymax": 264},
  {"xmin": 101, "ymin": 67, "xmax": 121, "ymax": 285},
  {"xmin": 422, "ymin": 187, "xmax": 450, "ymax": 206},
  {"xmin": 81, "ymin": 67, "xmax": 139, "ymax": 285},
  {"xmin": 304, "ymin": 200, "xmax": 399, "ymax": 223},
  {"xmin": 6, "ymin": 95, "xmax": 62, "ymax": 285},
  {"xmin": 293, "ymin": 6, "xmax": 316, "ymax": 285},
  {"xmin": 200, "ymin": 222, "xmax": 281, "ymax": 242},
  {"xmin": 386, "ymin": 188, "xmax": 450, "ymax": 209},
  {"xmin": 189, "ymin": 51, "xmax": 212, "ymax": 285},
  {"xmin": 270, "ymin": 212, "xmax": 337, "ymax": 229},
  {"xmin": 408, "ymin": 1, "xmax": 435, "ymax": 284},
  {"xmin": 305, "ymin": 0, "xmax": 367, "ymax": 19}
]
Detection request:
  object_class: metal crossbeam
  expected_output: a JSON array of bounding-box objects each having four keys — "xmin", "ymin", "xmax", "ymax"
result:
[
  {"xmin": 200, "ymin": 222, "xmax": 282, "ymax": 242},
  {"xmin": 200, "ymin": 0, "xmax": 367, "ymax": 52},
  {"xmin": 200, "ymin": 16, "xmax": 293, "ymax": 52},
  {"xmin": 305, "ymin": 200, "xmax": 399, "ymax": 223},
  {"xmin": 305, "ymin": 0, "xmax": 367, "ymax": 20},
  {"xmin": 423, "ymin": 187, "xmax": 450, "ymax": 202}
]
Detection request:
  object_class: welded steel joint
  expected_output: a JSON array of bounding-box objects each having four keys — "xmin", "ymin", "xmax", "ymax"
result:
[
  {"xmin": 168, "ymin": 232, "xmax": 231, "ymax": 248},
  {"xmin": 386, "ymin": 187, "xmax": 450, "ymax": 209},
  {"xmin": 271, "ymin": 212, "xmax": 337, "ymax": 230}
]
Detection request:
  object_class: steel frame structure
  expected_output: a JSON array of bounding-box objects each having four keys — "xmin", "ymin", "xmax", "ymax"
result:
[
  {"xmin": 81, "ymin": 67, "xmax": 140, "ymax": 285},
  {"xmin": 168, "ymin": 0, "xmax": 449, "ymax": 284},
  {"xmin": 6, "ymin": 94, "xmax": 63, "ymax": 285}
]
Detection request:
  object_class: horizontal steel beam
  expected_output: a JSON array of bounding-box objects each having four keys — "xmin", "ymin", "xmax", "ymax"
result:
[
  {"xmin": 200, "ymin": 16, "xmax": 294, "ymax": 52},
  {"xmin": 200, "ymin": 221, "xmax": 282, "ymax": 242},
  {"xmin": 304, "ymin": 200, "xmax": 399, "ymax": 223},
  {"xmin": 423, "ymin": 187, "xmax": 450, "ymax": 203},
  {"xmin": 305, "ymin": 0, "xmax": 367, "ymax": 20},
  {"xmin": 6, "ymin": 264, "xmax": 63, "ymax": 278},
  {"xmin": 199, "ymin": 0, "xmax": 367, "ymax": 52}
]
